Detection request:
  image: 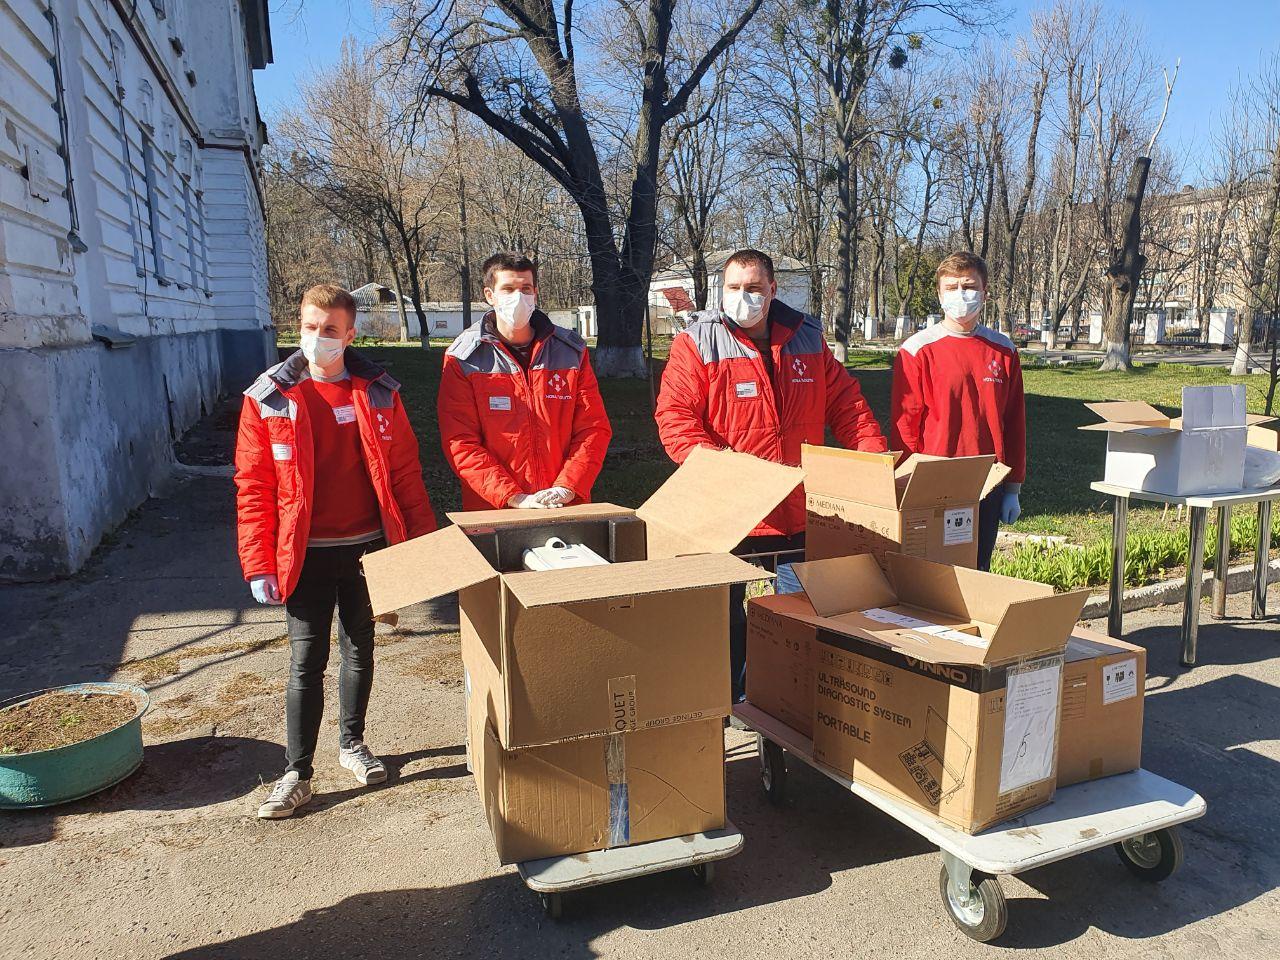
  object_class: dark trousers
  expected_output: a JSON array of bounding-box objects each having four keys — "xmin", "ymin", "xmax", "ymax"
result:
[
  {"xmin": 729, "ymin": 534, "xmax": 805, "ymax": 704},
  {"xmin": 977, "ymin": 485, "xmax": 1005, "ymax": 572},
  {"xmin": 284, "ymin": 540, "xmax": 383, "ymax": 779}
]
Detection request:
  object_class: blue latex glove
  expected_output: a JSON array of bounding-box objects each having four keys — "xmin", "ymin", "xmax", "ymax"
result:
[
  {"xmin": 250, "ymin": 574, "xmax": 282, "ymax": 605},
  {"xmin": 1000, "ymin": 492, "xmax": 1022, "ymax": 525}
]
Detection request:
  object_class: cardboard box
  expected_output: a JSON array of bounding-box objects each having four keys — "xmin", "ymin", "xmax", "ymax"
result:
[
  {"xmin": 470, "ymin": 695, "xmax": 725, "ymax": 864},
  {"xmin": 790, "ymin": 553, "xmax": 1090, "ymax": 833},
  {"xmin": 362, "ymin": 447, "xmax": 804, "ymax": 749},
  {"xmin": 745, "ymin": 592, "xmax": 818, "ymax": 738},
  {"xmin": 1058, "ymin": 628, "xmax": 1145, "ymax": 787},
  {"xmin": 802, "ymin": 445, "xmax": 1010, "ymax": 568},
  {"xmin": 1081, "ymin": 385, "xmax": 1273, "ymax": 496}
]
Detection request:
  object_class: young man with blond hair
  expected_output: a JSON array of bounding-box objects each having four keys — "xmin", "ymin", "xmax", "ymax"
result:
[
  {"xmin": 891, "ymin": 251, "xmax": 1026, "ymax": 570},
  {"xmin": 235, "ymin": 283, "xmax": 437, "ymax": 818}
]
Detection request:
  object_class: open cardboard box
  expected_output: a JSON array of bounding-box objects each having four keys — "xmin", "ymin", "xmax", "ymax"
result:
[
  {"xmin": 1081, "ymin": 384, "xmax": 1273, "ymax": 496},
  {"xmin": 362, "ymin": 447, "xmax": 804, "ymax": 750},
  {"xmin": 754, "ymin": 553, "xmax": 1089, "ymax": 833},
  {"xmin": 803, "ymin": 445, "xmax": 1010, "ymax": 568}
]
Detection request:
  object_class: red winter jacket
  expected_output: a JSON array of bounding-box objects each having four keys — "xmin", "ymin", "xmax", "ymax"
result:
[
  {"xmin": 656, "ymin": 301, "xmax": 887, "ymax": 537},
  {"xmin": 438, "ymin": 312, "xmax": 612, "ymax": 510},
  {"xmin": 234, "ymin": 349, "xmax": 437, "ymax": 599}
]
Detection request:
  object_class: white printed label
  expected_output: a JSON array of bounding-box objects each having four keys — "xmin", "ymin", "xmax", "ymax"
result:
[
  {"xmin": 735, "ymin": 381, "xmax": 759, "ymax": 399},
  {"xmin": 489, "ymin": 395, "xmax": 512, "ymax": 411},
  {"xmin": 943, "ymin": 507, "xmax": 975, "ymax": 546},
  {"xmin": 999, "ymin": 658, "xmax": 1063, "ymax": 794},
  {"xmin": 1101, "ymin": 658, "xmax": 1139, "ymax": 705},
  {"xmin": 271, "ymin": 443, "xmax": 293, "ymax": 461},
  {"xmin": 332, "ymin": 404, "xmax": 356, "ymax": 425}
]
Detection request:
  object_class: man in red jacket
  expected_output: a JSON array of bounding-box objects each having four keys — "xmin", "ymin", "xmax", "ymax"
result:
[
  {"xmin": 656, "ymin": 249, "xmax": 886, "ymax": 703},
  {"xmin": 235, "ymin": 284, "xmax": 437, "ymax": 819},
  {"xmin": 891, "ymin": 251, "xmax": 1026, "ymax": 570},
  {"xmin": 438, "ymin": 252, "xmax": 612, "ymax": 510}
]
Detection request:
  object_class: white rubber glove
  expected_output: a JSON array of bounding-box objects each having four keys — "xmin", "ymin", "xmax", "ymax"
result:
[
  {"xmin": 508, "ymin": 493, "xmax": 549, "ymax": 509},
  {"xmin": 1000, "ymin": 492, "xmax": 1022, "ymax": 525},
  {"xmin": 249, "ymin": 574, "xmax": 282, "ymax": 605},
  {"xmin": 534, "ymin": 486, "xmax": 575, "ymax": 508}
]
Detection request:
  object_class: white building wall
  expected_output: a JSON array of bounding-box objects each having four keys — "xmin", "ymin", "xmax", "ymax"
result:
[{"xmin": 0, "ymin": 0, "xmax": 272, "ymax": 579}]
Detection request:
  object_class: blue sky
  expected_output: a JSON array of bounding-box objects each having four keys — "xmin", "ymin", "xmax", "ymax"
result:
[{"xmin": 256, "ymin": 0, "xmax": 1280, "ymax": 172}]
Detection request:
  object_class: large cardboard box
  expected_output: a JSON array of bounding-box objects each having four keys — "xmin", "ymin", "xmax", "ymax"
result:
[
  {"xmin": 1081, "ymin": 385, "xmax": 1273, "ymax": 496},
  {"xmin": 789, "ymin": 553, "xmax": 1090, "ymax": 833},
  {"xmin": 362, "ymin": 447, "xmax": 804, "ymax": 749},
  {"xmin": 746, "ymin": 592, "xmax": 818, "ymax": 738},
  {"xmin": 802, "ymin": 445, "xmax": 1009, "ymax": 568},
  {"xmin": 1058, "ymin": 628, "xmax": 1145, "ymax": 787},
  {"xmin": 469, "ymin": 696, "xmax": 726, "ymax": 864}
]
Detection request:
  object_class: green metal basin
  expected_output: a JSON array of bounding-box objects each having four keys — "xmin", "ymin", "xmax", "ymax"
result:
[{"xmin": 0, "ymin": 682, "xmax": 149, "ymax": 809}]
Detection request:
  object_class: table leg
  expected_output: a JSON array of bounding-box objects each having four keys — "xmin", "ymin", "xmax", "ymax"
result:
[
  {"xmin": 1181, "ymin": 506, "xmax": 1209, "ymax": 667},
  {"xmin": 1108, "ymin": 496, "xmax": 1129, "ymax": 639},
  {"xmin": 1254, "ymin": 500, "xmax": 1273, "ymax": 620},
  {"xmin": 1212, "ymin": 506, "xmax": 1231, "ymax": 619}
]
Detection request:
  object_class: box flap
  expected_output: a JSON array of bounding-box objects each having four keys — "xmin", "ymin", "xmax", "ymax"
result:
[
  {"xmin": 981, "ymin": 461, "xmax": 1014, "ymax": 500},
  {"xmin": 987, "ymin": 589, "xmax": 1090, "ymax": 662},
  {"xmin": 884, "ymin": 553, "xmax": 1053, "ymax": 626},
  {"xmin": 801, "ymin": 445, "xmax": 898, "ymax": 509},
  {"xmin": 636, "ymin": 447, "xmax": 804, "ymax": 559},
  {"xmin": 898, "ymin": 455, "xmax": 995, "ymax": 509},
  {"xmin": 501, "ymin": 553, "xmax": 770, "ymax": 608},
  {"xmin": 793, "ymin": 554, "xmax": 897, "ymax": 617},
  {"xmin": 1081, "ymin": 400, "xmax": 1177, "ymax": 435},
  {"xmin": 361, "ymin": 525, "xmax": 496, "ymax": 615},
  {"xmin": 1180, "ymin": 384, "xmax": 1245, "ymax": 430},
  {"xmin": 446, "ymin": 502, "xmax": 635, "ymax": 529}
]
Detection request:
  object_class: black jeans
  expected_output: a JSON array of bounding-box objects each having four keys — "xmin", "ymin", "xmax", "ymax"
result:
[
  {"xmin": 729, "ymin": 534, "xmax": 806, "ymax": 704},
  {"xmin": 284, "ymin": 540, "xmax": 383, "ymax": 779},
  {"xmin": 977, "ymin": 485, "xmax": 1005, "ymax": 572}
]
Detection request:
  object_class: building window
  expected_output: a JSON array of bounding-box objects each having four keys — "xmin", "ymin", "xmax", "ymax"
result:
[
  {"xmin": 434, "ymin": 319, "xmax": 448, "ymax": 330},
  {"xmin": 140, "ymin": 135, "xmax": 170, "ymax": 285},
  {"xmin": 1182, "ymin": 213, "xmax": 1194, "ymax": 227}
]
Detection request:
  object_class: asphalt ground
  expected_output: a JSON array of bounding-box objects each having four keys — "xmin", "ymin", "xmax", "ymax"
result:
[{"xmin": 2, "ymin": 472, "xmax": 1277, "ymax": 959}]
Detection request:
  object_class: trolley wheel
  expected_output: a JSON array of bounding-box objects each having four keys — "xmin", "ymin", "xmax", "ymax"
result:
[
  {"xmin": 1114, "ymin": 827, "xmax": 1184, "ymax": 882},
  {"xmin": 692, "ymin": 861, "xmax": 716, "ymax": 886},
  {"xmin": 939, "ymin": 865, "xmax": 1007, "ymax": 943},
  {"xmin": 759, "ymin": 737, "xmax": 787, "ymax": 806},
  {"xmin": 539, "ymin": 891, "xmax": 563, "ymax": 920}
]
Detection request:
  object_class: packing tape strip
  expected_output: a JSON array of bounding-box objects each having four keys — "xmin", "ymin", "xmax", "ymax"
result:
[{"xmin": 605, "ymin": 733, "xmax": 629, "ymax": 848}]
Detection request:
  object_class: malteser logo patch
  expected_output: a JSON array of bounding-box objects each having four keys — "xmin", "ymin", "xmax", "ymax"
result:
[
  {"xmin": 983, "ymin": 356, "xmax": 1004, "ymax": 384},
  {"xmin": 791, "ymin": 357, "xmax": 814, "ymax": 383}
]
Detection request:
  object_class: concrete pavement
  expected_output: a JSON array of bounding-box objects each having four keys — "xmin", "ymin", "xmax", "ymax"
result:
[{"xmin": 1, "ymin": 471, "xmax": 1278, "ymax": 959}]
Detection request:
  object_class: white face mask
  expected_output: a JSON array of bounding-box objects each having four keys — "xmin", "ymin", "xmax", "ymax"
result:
[
  {"xmin": 940, "ymin": 288, "xmax": 983, "ymax": 324},
  {"xmin": 300, "ymin": 333, "xmax": 345, "ymax": 367},
  {"xmin": 724, "ymin": 289, "xmax": 767, "ymax": 328},
  {"xmin": 494, "ymin": 291, "xmax": 536, "ymax": 330}
]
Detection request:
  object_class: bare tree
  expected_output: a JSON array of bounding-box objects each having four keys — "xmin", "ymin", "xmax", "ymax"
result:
[{"xmin": 390, "ymin": 0, "xmax": 764, "ymax": 377}]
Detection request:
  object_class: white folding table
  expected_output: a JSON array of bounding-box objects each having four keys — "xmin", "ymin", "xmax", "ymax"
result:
[{"xmin": 1091, "ymin": 481, "xmax": 1280, "ymax": 665}]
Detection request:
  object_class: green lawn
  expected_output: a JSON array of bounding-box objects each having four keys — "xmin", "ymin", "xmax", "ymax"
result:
[{"xmin": 352, "ymin": 339, "xmax": 1278, "ymax": 588}]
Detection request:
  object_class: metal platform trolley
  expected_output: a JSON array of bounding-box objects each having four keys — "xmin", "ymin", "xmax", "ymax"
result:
[
  {"xmin": 735, "ymin": 702, "xmax": 1206, "ymax": 943},
  {"xmin": 517, "ymin": 822, "xmax": 745, "ymax": 919}
]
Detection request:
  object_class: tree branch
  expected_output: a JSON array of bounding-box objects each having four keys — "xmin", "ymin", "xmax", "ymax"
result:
[{"xmin": 663, "ymin": 0, "xmax": 764, "ymax": 121}]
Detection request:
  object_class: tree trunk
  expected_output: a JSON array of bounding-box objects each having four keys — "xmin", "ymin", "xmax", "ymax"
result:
[
  {"xmin": 692, "ymin": 249, "xmax": 709, "ymax": 311},
  {"xmin": 1099, "ymin": 157, "xmax": 1152, "ymax": 372},
  {"xmin": 389, "ymin": 257, "xmax": 410, "ymax": 342}
]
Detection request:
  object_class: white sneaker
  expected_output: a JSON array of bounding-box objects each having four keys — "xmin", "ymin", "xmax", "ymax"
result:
[
  {"xmin": 339, "ymin": 741, "xmax": 388, "ymax": 785},
  {"xmin": 257, "ymin": 771, "xmax": 312, "ymax": 819}
]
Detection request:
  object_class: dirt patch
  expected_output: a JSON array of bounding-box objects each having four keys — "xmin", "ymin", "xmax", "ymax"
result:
[
  {"xmin": 388, "ymin": 642, "xmax": 463, "ymax": 685},
  {"xmin": 0, "ymin": 690, "xmax": 139, "ymax": 755},
  {"xmin": 143, "ymin": 672, "xmax": 284, "ymax": 738},
  {"xmin": 120, "ymin": 634, "xmax": 289, "ymax": 684}
]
